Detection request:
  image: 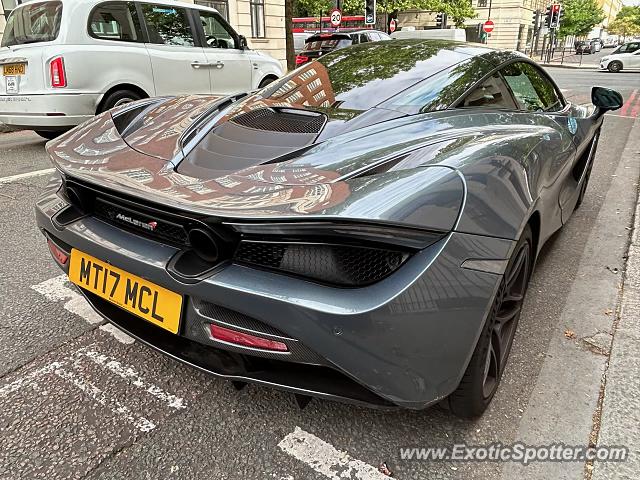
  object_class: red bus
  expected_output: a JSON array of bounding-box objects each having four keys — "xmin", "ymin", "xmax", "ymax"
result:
[{"xmin": 292, "ymin": 15, "xmax": 372, "ymax": 33}]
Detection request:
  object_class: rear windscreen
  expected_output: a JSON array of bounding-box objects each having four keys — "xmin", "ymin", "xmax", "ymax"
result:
[
  {"xmin": 303, "ymin": 39, "xmax": 351, "ymax": 51},
  {"xmin": 1, "ymin": 1, "xmax": 63, "ymax": 47}
]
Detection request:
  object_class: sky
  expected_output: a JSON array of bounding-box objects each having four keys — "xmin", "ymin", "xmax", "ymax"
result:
[{"xmin": 622, "ymin": 0, "xmax": 639, "ymax": 5}]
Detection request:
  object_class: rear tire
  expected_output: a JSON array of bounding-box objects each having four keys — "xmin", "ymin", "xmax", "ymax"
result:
[
  {"xmin": 608, "ymin": 61, "xmax": 622, "ymax": 73},
  {"xmin": 35, "ymin": 130, "xmax": 63, "ymax": 140},
  {"xmin": 258, "ymin": 77, "xmax": 277, "ymax": 88},
  {"xmin": 448, "ymin": 225, "xmax": 533, "ymax": 418},
  {"xmin": 98, "ymin": 89, "xmax": 143, "ymax": 113}
]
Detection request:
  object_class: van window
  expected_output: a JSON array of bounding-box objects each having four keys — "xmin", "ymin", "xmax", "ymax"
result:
[
  {"xmin": 89, "ymin": 2, "xmax": 142, "ymax": 42},
  {"xmin": 198, "ymin": 10, "xmax": 236, "ymax": 49},
  {"xmin": 141, "ymin": 4, "xmax": 195, "ymax": 46},
  {"xmin": 1, "ymin": 1, "xmax": 63, "ymax": 47}
]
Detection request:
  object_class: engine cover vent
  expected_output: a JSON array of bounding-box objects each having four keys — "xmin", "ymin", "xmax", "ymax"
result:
[{"xmin": 231, "ymin": 108, "xmax": 326, "ymax": 134}]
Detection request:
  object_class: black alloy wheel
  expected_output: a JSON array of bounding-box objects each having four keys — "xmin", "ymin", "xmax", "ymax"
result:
[{"xmin": 448, "ymin": 225, "xmax": 533, "ymax": 418}]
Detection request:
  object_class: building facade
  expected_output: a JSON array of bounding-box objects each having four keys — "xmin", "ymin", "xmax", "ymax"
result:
[
  {"xmin": 468, "ymin": 0, "xmax": 624, "ymax": 51},
  {"xmin": 0, "ymin": 0, "xmax": 286, "ymax": 67},
  {"xmin": 468, "ymin": 0, "xmax": 549, "ymax": 51}
]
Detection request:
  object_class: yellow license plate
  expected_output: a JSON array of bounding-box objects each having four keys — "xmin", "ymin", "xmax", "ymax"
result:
[
  {"xmin": 68, "ymin": 249, "xmax": 183, "ymax": 334},
  {"xmin": 3, "ymin": 64, "xmax": 26, "ymax": 76}
]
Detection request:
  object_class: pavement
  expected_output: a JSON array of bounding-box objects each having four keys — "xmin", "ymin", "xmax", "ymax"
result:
[{"xmin": 0, "ymin": 68, "xmax": 639, "ymax": 480}]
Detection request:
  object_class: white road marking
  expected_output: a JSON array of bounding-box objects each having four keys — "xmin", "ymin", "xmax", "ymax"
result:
[
  {"xmin": 99, "ymin": 324, "xmax": 135, "ymax": 345},
  {"xmin": 31, "ymin": 275, "xmax": 135, "ymax": 344},
  {"xmin": 0, "ymin": 168, "xmax": 55, "ymax": 184},
  {"xmin": 53, "ymin": 366, "xmax": 156, "ymax": 432},
  {"xmin": 0, "ymin": 345, "xmax": 187, "ymax": 432},
  {"xmin": 32, "ymin": 274, "xmax": 102, "ymax": 325},
  {"xmin": 0, "ymin": 361, "xmax": 63, "ymax": 399},
  {"xmin": 278, "ymin": 426, "xmax": 391, "ymax": 480},
  {"xmin": 77, "ymin": 349, "xmax": 186, "ymax": 409}
]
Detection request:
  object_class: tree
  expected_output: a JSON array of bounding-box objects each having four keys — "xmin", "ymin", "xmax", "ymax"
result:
[
  {"xmin": 285, "ymin": 0, "xmax": 296, "ymax": 71},
  {"xmin": 557, "ymin": 0, "xmax": 605, "ymax": 38},
  {"xmin": 607, "ymin": 18, "xmax": 640, "ymax": 39},
  {"xmin": 614, "ymin": 6, "xmax": 640, "ymax": 28},
  {"xmin": 295, "ymin": 0, "xmax": 475, "ymax": 28}
]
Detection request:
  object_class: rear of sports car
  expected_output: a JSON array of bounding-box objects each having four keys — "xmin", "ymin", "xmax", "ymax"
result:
[{"xmin": 35, "ymin": 43, "xmax": 521, "ymax": 410}]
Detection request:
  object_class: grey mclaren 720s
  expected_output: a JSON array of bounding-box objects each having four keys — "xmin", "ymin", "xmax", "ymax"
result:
[{"xmin": 36, "ymin": 40, "xmax": 623, "ymax": 417}]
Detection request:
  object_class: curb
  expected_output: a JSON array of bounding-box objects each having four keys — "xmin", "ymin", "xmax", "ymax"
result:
[
  {"xmin": 541, "ymin": 63, "xmax": 599, "ymax": 70},
  {"xmin": 592, "ymin": 117, "xmax": 640, "ymax": 479}
]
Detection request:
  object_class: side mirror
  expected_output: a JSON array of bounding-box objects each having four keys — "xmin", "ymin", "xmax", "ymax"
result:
[
  {"xmin": 591, "ymin": 86, "xmax": 623, "ymax": 112},
  {"xmin": 238, "ymin": 35, "xmax": 248, "ymax": 50}
]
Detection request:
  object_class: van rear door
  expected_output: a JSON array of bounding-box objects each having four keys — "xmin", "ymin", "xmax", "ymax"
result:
[{"xmin": 0, "ymin": 1, "xmax": 62, "ymax": 96}]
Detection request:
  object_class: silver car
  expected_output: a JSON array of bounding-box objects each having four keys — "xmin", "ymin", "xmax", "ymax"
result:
[{"xmin": 0, "ymin": 0, "xmax": 283, "ymax": 139}]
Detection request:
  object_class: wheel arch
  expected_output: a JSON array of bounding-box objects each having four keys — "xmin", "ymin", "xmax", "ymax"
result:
[
  {"xmin": 96, "ymin": 84, "xmax": 150, "ymax": 114},
  {"xmin": 258, "ymin": 74, "xmax": 279, "ymax": 88}
]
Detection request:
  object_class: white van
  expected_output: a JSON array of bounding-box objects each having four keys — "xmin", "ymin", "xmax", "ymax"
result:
[{"xmin": 0, "ymin": 0, "xmax": 283, "ymax": 138}]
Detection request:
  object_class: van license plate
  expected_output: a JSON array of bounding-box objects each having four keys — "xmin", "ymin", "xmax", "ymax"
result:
[
  {"xmin": 3, "ymin": 64, "xmax": 26, "ymax": 75},
  {"xmin": 5, "ymin": 76, "xmax": 18, "ymax": 94}
]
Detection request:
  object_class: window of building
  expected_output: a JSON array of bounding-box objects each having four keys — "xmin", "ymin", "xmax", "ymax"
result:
[
  {"xmin": 141, "ymin": 4, "xmax": 194, "ymax": 46},
  {"xmin": 477, "ymin": 0, "xmax": 487, "ymax": 7},
  {"xmin": 89, "ymin": 2, "xmax": 142, "ymax": 42},
  {"xmin": 194, "ymin": 0, "xmax": 228, "ymax": 21},
  {"xmin": 250, "ymin": 0, "xmax": 265, "ymax": 38}
]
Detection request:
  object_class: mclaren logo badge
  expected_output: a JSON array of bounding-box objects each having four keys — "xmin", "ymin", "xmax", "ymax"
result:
[{"xmin": 115, "ymin": 213, "xmax": 158, "ymax": 232}]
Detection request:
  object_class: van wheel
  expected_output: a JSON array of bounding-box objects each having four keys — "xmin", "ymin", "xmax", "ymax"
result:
[
  {"xmin": 258, "ymin": 77, "xmax": 277, "ymax": 88},
  {"xmin": 98, "ymin": 89, "xmax": 143, "ymax": 113},
  {"xmin": 35, "ymin": 130, "xmax": 62, "ymax": 140},
  {"xmin": 608, "ymin": 61, "xmax": 622, "ymax": 73}
]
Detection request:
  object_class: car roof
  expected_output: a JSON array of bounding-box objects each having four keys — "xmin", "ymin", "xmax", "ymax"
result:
[
  {"xmin": 305, "ymin": 32, "xmax": 352, "ymax": 42},
  {"xmin": 15, "ymin": 0, "xmax": 219, "ymax": 14}
]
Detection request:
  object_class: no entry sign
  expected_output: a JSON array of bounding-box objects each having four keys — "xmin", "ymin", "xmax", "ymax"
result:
[
  {"xmin": 389, "ymin": 19, "xmax": 397, "ymax": 33},
  {"xmin": 483, "ymin": 20, "xmax": 495, "ymax": 33}
]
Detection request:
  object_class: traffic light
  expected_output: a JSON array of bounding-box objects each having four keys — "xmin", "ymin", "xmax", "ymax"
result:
[
  {"xmin": 364, "ymin": 0, "xmax": 376, "ymax": 25},
  {"xmin": 532, "ymin": 9, "xmax": 539, "ymax": 28},
  {"xmin": 435, "ymin": 12, "xmax": 447, "ymax": 29},
  {"xmin": 550, "ymin": 3, "xmax": 561, "ymax": 28},
  {"xmin": 554, "ymin": 6, "xmax": 564, "ymax": 28},
  {"xmin": 544, "ymin": 5, "xmax": 553, "ymax": 27}
]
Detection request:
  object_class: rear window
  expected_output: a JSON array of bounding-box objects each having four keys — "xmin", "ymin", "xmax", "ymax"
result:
[
  {"xmin": 1, "ymin": 1, "xmax": 63, "ymax": 47},
  {"xmin": 303, "ymin": 38, "xmax": 352, "ymax": 52},
  {"xmin": 89, "ymin": 2, "xmax": 143, "ymax": 42}
]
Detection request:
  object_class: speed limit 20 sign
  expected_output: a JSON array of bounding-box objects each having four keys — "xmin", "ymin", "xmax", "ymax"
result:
[{"xmin": 330, "ymin": 8, "xmax": 342, "ymax": 27}]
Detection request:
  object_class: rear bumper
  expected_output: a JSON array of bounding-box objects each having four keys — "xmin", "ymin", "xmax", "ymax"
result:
[
  {"xmin": 36, "ymin": 181, "xmax": 513, "ymax": 409},
  {"xmin": 0, "ymin": 93, "xmax": 99, "ymax": 130}
]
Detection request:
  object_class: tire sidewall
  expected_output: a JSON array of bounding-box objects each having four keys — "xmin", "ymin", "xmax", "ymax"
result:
[
  {"xmin": 608, "ymin": 61, "xmax": 622, "ymax": 73},
  {"xmin": 99, "ymin": 90, "xmax": 142, "ymax": 113},
  {"xmin": 448, "ymin": 225, "xmax": 533, "ymax": 418}
]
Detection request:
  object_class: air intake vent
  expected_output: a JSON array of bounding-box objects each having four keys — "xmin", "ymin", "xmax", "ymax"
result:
[
  {"xmin": 234, "ymin": 241, "xmax": 409, "ymax": 287},
  {"xmin": 231, "ymin": 108, "xmax": 326, "ymax": 134}
]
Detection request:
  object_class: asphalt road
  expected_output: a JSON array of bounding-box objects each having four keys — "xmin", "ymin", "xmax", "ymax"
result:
[{"xmin": 1, "ymin": 68, "xmax": 639, "ymax": 480}]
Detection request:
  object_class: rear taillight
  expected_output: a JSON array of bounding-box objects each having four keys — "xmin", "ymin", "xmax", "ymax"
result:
[
  {"xmin": 209, "ymin": 324, "xmax": 288, "ymax": 352},
  {"xmin": 50, "ymin": 56, "xmax": 66, "ymax": 88},
  {"xmin": 295, "ymin": 55, "xmax": 309, "ymax": 65},
  {"xmin": 47, "ymin": 239, "xmax": 69, "ymax": 265}
]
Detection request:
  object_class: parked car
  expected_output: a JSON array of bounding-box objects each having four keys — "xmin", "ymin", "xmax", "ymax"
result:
[
  {"xmin": 599, "ymin": 41, "xmax": 640, "ymax": 72},
  {"xmin": 589, "ymin": 39, "xmax": 602, "ymax": 52},
  {"xmin": 575, "ymin": 40, "xmax": 597, "ymax": 54},
  {"xmin": 602, "ymin": 37, "xmax": 618, "ymax": 48},
  {"xmin": 37, "ymin": 40, "xmax": 622, "ymax": 418},
  {"xmin": 295, "ymin": 30, "xmax": 390, "ymax": 65},
  {"xmin": 0, "ymin": 0, "xmax": 283, "ymax": 139},
  {"xmin": 293, "ymin": 32, "xmax": 313, "ymax": 54}
]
